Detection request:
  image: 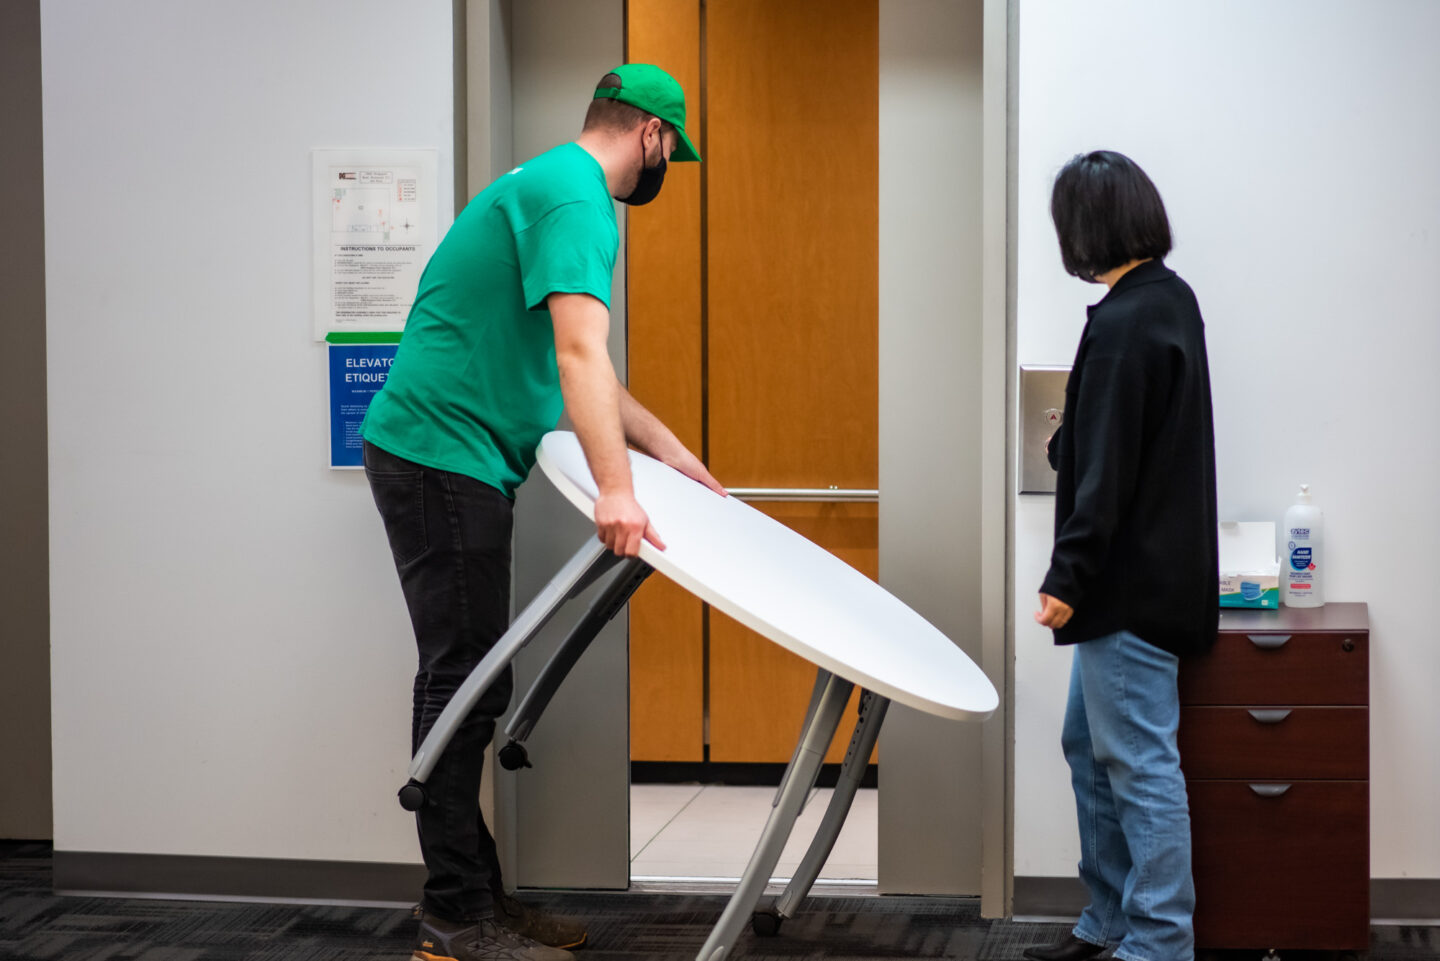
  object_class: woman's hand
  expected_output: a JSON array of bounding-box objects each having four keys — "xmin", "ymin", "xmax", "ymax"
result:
[{"xmin": 1035, "ymin": 592, "xmax": 1075, "ymax": 629}]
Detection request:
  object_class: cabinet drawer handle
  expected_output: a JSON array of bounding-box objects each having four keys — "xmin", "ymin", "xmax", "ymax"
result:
[
  {"xmin": 1247, "ymin": 634, "xmax": 1291, "ymax": 650},
  {"xmin": 1249, "ymin": 783, "xmax": 1292, "ymax": 798},
  {"xmin": 1248, "ymin": 709, "xmax": 1292, "ymax": 724}
]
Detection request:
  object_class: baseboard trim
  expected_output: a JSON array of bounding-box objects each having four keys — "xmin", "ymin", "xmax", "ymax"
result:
[
  {"xmin": 47, "ymin": 856, "xmax": 1440, "ymax": 921},
  {"xmin": 53, "ymin": 851, "xmax": 427, "ymax": 905},
  {"xmin": 1371, "ymin": 878, "xmax": 1440, "ymax": 922},
  {"xmin": 1011, "ymin": 876, "xmax": 1086, "ymax": 919},
  {"xmin": 631, "ymin": 761, "xmax": 878, "ymax": 789},
  {"xmin": 1013, "ymin": 876, "xmax": 1440, "ymax": 925}
]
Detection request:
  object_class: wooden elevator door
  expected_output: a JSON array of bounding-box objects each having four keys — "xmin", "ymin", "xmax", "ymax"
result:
[{"xmin": 627, "ymin": 0, "xmax": 878, "ymax": 764}]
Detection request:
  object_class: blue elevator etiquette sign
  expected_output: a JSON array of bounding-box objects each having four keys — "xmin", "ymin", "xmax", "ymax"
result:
[{"xmin": 328, "ymin": 342, "xmax": 398, "ymax": 468}]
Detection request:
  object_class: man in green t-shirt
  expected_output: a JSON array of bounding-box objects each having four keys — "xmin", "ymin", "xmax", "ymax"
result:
[{"xmin": 361, "ymin": 65, "xmax": 723, "ymax": 961}]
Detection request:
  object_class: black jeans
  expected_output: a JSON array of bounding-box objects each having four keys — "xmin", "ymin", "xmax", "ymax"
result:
[{"xmin": 364, "ymin": 441, "xmax": 513, "ymax": 922}]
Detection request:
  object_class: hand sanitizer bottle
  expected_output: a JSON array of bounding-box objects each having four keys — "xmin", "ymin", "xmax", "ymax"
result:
[{"xmin": 1282, "ymin": 484, "xmax": 1324, "ymax": 608}]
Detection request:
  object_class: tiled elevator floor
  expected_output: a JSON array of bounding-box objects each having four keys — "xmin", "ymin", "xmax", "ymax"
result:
[{"xmin": 630, "ymin": 783, "xmax": 879, "ymax": 882}]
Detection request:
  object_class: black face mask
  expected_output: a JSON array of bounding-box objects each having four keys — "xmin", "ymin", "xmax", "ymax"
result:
[{"xmin": 619, "ymin": 131, "xmax": 667, "ymax": 206}]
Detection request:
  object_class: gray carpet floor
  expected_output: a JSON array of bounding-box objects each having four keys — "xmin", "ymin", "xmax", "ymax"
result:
[{"xmin": 2, "ymin": 843, "xmax": 1435, "ymax": 961}]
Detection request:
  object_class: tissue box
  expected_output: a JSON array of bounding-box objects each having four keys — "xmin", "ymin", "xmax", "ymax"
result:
[{"xmin": 1218, "ymin": 521, "xmax": 1280, "ymax": 609}]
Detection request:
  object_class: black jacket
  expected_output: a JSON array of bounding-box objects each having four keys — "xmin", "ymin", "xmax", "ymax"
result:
[{"xmin": 1041, "ymin": 260, "xmax": 1218, "ymax": 657}]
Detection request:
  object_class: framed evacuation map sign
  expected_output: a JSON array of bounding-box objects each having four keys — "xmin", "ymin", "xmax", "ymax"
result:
[{"xmin": 312, "ymin": 149, "xmax": 439, "ymax": 341}]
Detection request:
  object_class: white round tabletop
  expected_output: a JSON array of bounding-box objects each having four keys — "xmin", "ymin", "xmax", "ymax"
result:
[{"xmin": 535, "ymin": 431, "xmax": 997, "ymax": 722}]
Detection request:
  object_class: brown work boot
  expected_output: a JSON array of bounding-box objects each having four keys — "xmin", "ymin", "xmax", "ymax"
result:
[
  {"xmin": 493, "ymin": 894, "xmax": 588, "ymax": 951},
  {"xmin": 411, "ymin": 913, "xmax": 574, "ymax": 961}
]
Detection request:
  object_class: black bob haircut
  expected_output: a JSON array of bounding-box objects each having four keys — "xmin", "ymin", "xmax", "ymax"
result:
[{"xmin": 1051, "ymin": 150, "xmax": 1172, "ymax": 281}]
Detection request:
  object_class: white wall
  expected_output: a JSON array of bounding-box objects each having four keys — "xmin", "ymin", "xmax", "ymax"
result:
[
  {"xmin": 44, "ymin": 0, "xmax": 454, "ymax": 863},
  {"xmin": 1013, "ymin": 0, "xmax": 1440, "ymax": 880}
]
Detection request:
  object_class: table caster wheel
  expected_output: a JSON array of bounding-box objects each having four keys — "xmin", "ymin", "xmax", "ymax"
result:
[
  {"xmin": 498, "ymin": 741, "xmax": 532, "ymax": 770},
  {"xmin": 397, "ymin": 781, "xmax": 427, "ymax": 811},
  {"xmin": 751, "ymin": 909, "xmax": 783, "ymax": 937}
]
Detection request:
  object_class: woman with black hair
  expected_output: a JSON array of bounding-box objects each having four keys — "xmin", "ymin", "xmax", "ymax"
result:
[{"xmin": 1025, "ymin": 151, "xmax": 1217, "ymax": 961}]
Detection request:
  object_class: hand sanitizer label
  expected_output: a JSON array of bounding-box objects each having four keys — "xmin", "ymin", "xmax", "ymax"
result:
[
  {"xmin": 1282, "ymin": 492, "xmax": 1323, "ymax": 607},
  {"xmin": 1287, "ymin": 536, "xmax": 1315, "ymax": 592}
]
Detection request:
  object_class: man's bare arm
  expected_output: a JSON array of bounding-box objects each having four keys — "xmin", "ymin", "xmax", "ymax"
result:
[
  {"xmin": 549, "ymin": 292, "xmax": 662, "ymax": 556},
  {"xmin": 617, "ymin": 388, "xmax": 726, "ymax": 496}
]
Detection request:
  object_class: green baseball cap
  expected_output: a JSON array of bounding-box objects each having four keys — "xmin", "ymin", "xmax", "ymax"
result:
[{"xmin": 593, "ymin": 63, "xmax": 701, "ymax": 163}]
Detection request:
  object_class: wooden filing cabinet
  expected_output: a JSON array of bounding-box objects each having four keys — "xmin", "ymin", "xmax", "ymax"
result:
[{"xmin": 1179, "ymin": 603, "xmax": 1370, "ymax": 952}]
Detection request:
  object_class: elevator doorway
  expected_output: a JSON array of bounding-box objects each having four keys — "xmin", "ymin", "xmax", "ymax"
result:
[{"xmin": 624, "ymin": 0, "xmax": 881, "ymax": 887}]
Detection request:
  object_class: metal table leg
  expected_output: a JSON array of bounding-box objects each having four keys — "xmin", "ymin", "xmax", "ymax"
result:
[
  {"xmin": 759, "ymin": 690, "xmax": 890, "ymax": 932},
  {"xmin": 496, "ymin": 557, "xmax": 652, "ymax": 770},
  {"xmin": 394, "ymin": 534, "xmax": 885, "ymax": 960},
  {"xmin": 397, "ymin": 537, "xmax": 618, "ymax": 810},
  {"xmin": 695, "ymin": 668, "xmax": 855, "ymax": 961}
]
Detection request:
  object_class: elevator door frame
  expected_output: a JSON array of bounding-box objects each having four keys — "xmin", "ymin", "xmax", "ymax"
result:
[{"xmin": 468, "ymin": 0, "xmax": 1015, "ymax": 919}]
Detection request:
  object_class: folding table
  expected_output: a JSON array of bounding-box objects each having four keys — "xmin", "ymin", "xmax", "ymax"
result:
[{"xmin": 398, "ymin": 431, "xmax": 998, "ymax": 961}]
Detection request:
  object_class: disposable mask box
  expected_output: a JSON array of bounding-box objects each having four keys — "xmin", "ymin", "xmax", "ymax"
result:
[{"xmin": 1218, "ymin": 521, "xmax": 1281, "ymax": 609}]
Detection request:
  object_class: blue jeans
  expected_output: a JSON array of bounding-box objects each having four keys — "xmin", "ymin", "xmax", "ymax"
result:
[{"xmin": 1063, "ymin": 631, "xmax": 1195, "ymax": 961}]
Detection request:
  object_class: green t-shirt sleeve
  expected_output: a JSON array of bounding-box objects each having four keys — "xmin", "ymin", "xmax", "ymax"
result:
[{"xmin": 516, "ymin": 200, "xmax": 616, "ymax": 312}]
